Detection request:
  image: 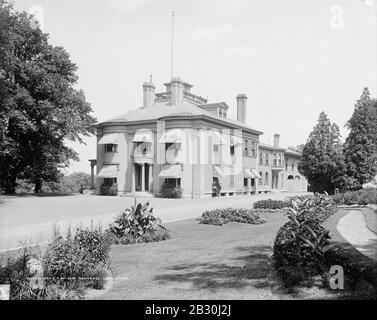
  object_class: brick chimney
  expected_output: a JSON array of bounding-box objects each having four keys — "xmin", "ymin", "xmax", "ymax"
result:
[
  {"xmin": 142, "ymin": 80, "xmax": 155, "ymax": 108},
  {"xmin": 171, "ymin": 77, "xmax": 184, "ymax": 105},
  {"xmin": 274, "ymin": 133, "xmax": 280, "ymax": 148},
  {"xmin": 236, "ymin": 94, "xmax": 247, "ymax": 123}
]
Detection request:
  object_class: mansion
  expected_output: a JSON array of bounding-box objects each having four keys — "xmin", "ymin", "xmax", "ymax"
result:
[{"xmin": 91, "ymin": 77, "xmax": 307, "ymax": 198}]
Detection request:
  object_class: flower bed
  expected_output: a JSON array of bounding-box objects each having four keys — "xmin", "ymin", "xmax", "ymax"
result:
[
  {"xmin": 108, "ymin": 201, "xmax": 170, "ymax": 244},
  {"xmin": 199, "ymin": 208, "xmax": 265, "ymax": 226},
  {"xmin": 253, "ymin": 199, "xmax": 290, "ymax": 210}
]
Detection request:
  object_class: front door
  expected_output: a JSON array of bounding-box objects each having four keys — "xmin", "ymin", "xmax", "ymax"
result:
[
  {"xmin": 135, "ymin": 164, "xmax": 141, "ymax": 191},
  {"xmin": 145, "ymin": 164, "xmax": 149, "ymax": 191},
  {"xmin": 135, "ymin": 163, "xmax": 150, "ymax": 192}
]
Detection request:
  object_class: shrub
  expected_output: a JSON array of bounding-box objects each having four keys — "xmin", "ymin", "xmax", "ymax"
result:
[
  {"xmin": 100, "ymin": 183, "xmax": 117, "ymax": 196},
  {"xmin": 332, "ymin": 189, "xmax": 377, "ymax": 206},
  {"xmin": 159, "ymin": 183, "xmax": 182, "ymax": 198},
  {"xmin": 0, "ymin": 248, "xmax": 45, "ymax": 300},
  {"xmin": 73, "ymin": 223, "xmax": 111, "ymax": 269},
  {"xmin": 273, "ymin": 194, "xmax": 335, "ymax": 287},
  {"xmin": 200, "ymin": 208, "xmax": 265, "ymax": 226},
  {"xmin": 43, "ymin": 224, "xmax": 110, "ymax": 292},
  {"xmin": 109, "ymin": 201, "xmax": 170, "ymax": 244},
  {"xmin": 0, "ymin": 223, "xmax": 111, "ymax": 300},
  {"xmin": 253, "ymin": 199, "xmax": 289, "ymax": 210}
]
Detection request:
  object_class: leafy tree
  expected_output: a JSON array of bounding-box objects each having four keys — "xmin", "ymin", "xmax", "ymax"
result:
[
  {"xmin": 343, "ymin": 88, "xmax": 377, "ymax": 190},
  {"xmin": 0, "ymin": 0, "xmax": 96, "ymax": 193},
  {"xmin": 298, "ymin": 112, "xmax": 345, "ymax": 194},
  {"xmin": 62, "ymin": 172, "xmax": 91, "ymax": 193}
]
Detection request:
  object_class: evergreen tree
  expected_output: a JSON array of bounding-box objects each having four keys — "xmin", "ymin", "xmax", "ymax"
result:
[
  {"xmin": 343, "ymin": 88, "xmax": 377, "ymax": 190},
  {"xmin": 298, "ymin": 112, "xmax": 344, "ymax": 194}
]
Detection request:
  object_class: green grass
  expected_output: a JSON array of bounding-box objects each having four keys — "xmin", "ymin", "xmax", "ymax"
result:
[
  {"xmin": 95, "ymin": 211, "xmax": 288, "ymax": 300},
  {"xmin": 322, "ymin": 209, "xmax": 377, "ymax": 299},
  {"xmin": 364, "ymin": 206, "xmax": 377, "ymax": 235}
]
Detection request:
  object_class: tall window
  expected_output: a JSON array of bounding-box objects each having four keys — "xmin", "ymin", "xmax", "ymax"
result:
[
  {"xmin": 250, "ymin": 141, "xmax": 257, "ymax": 158},
  {"xmin": 230, "ymin": 145, "xmax": 235, "ymax": 156},
  {"xmin": 105, "ymin": 144, "xmax": 117, "ymax": 153},
  {"xmin": 273, "ymin": 154, "xmax": 277, "ymax": 166},
  {"xmin": 259, "ymin": 172, "xmax": 263, "ymax": 185},
  {"xmin": 165, "ymin": 178, "xmax": 181, "ymax": 187},
  {"xmin": 292, "ymin": 160, "xmax": 294, "ymax": 171},
  {"xmin": 285, "ymin": 157, "xmax": 288, "ymax": 170},
  {"xmin": 104, "ymin": 177, "xmax": 117, "ymax": 186},
  {"xmin": 259, "ymin": 152, "xmax": 263, "ymax": 165},
  {"xmin": 278, "ymin": 154, "xmax": 282, "ymax": 167},
  {"xmin": 243, "ymin": 139, "xmax": 248, "ymax": 156},
  {"xmin": 244, "ymin": 178, "xmax": 248, "ymax": 187},
  {"xmin": 230, "ymin": 174, "xmax": 234, "ymax": 187},
  {"xmin": 135, "ymin": 142, "xmax": 150, "ymax": 155},
  {"xmin": 265, "ymin": 154, "xmax": 269, "ymax": 166},
  {"xmin": 265, "ymin": 172, "xmax": 269, "ymax": 185}
]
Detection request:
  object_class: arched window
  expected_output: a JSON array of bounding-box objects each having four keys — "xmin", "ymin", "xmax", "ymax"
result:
[
  {"xmin": 295, "ymin": 175, "xmax": 301, "ymax": 180},
  {"xmin": 287, "ymin": 175, "xmax": 294, "ymax": 180}
]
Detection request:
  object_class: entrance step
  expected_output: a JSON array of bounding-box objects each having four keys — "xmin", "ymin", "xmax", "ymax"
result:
[{"xmin": 122, "ymin": 192, "xmax": 154, "ymax": 198}]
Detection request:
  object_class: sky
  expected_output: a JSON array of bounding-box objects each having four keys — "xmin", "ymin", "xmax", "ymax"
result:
[{"xmin": 12, "ymin": 0, "xmax": 377, "ymax": 174}]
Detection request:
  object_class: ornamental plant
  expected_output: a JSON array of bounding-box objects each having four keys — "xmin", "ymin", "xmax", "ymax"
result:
[
  {"xmin": 109, "ymin": 201, "xmax": 170, "ymax": 244},
  {"xmin": 253, "ymin": 199, "xmax": 289, "ymax": 210},
  {"xmin": 273, "ymin": 194, "xmax": 335, "ymax": 287},
  {"xmin": 200, "ymin": 208, "xmax": 265, "ymax": 226}
]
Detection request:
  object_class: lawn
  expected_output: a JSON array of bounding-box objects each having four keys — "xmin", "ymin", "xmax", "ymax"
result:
[
  {"xmin": 95, "ymin": 211, "xmax": 288, "ymax": 300},
  {"xmin": 322, "ymin": 208, "xmax": 377, "ymax": 299},
  {"xmin": 364, "ymin": 205, "xmax": 377, "ymax": 235},
  {"xmin": 0, "ymin": 192, "xmax": 307, "ymax": 251}
]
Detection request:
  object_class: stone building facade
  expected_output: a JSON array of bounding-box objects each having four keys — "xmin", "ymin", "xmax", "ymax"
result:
[{"xmin": 92, "ymin": 77, "xmax": 307, "ymax": 198}]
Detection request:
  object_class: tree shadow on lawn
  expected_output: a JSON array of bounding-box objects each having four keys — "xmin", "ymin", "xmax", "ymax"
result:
[{"xmin": 153, "ymin": 245, "xmax": 272, "ymax": 291}]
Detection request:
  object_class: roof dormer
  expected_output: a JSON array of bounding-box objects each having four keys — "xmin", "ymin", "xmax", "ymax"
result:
[{"xmin": 199, "ymin": 102, "xmax": 229, "ymax": 118}]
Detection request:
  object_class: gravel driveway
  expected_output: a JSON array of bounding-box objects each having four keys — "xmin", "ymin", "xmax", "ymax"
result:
[{"xmin": 0, "ymin": 192, "xmax": 306, "ymax": 251}]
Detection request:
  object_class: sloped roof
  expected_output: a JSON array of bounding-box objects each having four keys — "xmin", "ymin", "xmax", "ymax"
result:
[
  {"xmin": 97, "ymin": 100, "xmax": 263, "ymax": 134},
  {"xmin": 259, "ymin": 142, "xmax": 301, "ymax": 156}
]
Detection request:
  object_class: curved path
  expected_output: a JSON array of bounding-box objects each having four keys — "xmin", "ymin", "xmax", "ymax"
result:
[{"xmin": 336, "ymin": 209, "xmax": 377, "ymax": 261}]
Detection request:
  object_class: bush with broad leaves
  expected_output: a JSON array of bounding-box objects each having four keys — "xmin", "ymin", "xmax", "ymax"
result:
[
  {"xmin": 273, "ymin": 194, "xmax": 335, "ymax": 287},
  {"xmin": 108, "ymin": 201, "xmax": 170, "ymax": 244}
]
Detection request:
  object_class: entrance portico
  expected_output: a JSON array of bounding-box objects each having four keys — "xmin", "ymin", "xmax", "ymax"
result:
[{"xmin": 131, "ymin": 162, "xmax": 153, "ymax": 194}]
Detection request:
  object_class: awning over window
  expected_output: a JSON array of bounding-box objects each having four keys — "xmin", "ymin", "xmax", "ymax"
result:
[
  {"xmin": 159, "ymin": 129, "xmax": 184, "ymax": 144},
  {"xmin": 211, "ymin": 131, "xmax": 227, "ymax": 145},
  {"xmin": 98, "ymin": 133, "xmax": 120, "ymax": 145},
  {"xmin": 231, "ymin": 135, "xmax": 242, "ymax": 146},
  {"xmin": 213, "ymin": 165, "xmax": 226, "ymax": 178},
  {"xmin": 244, "ymin": 168, "xmax": 261, "ymax": 179},
  {"xmin": 251, "ymin": 169, "xmax": 262, "ymax": 179},
  {"xmin": 132, "ymin": 131, "xmax": 153, "ymax": 143},
  {"xmin": 97, "ymin": 165, "xmax": 118, "ymax": 178},
  {"xmin": 212, "ymin": 132, "xmax": 242, "ymax": 146},
  {"xmin": 158, "ymin": 164, "xmax": 182, "ymax": 178}
]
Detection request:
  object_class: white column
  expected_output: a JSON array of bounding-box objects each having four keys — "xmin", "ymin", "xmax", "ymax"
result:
[
  {"xmin": 131, "ymin": 163, "xmax": 136, "ymax": 192},
  {"xmin": 141, "ymin": 163, "xmax": 145, "ymax": 192},
  {"xmin": 148, "ymin": 164, "xmax": 153, "ymax": 192}
]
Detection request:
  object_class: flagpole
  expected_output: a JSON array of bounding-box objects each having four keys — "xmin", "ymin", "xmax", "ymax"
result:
[{"xmin": 170, "ymin": 11, "xmax": 175, "ymax": 80}]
